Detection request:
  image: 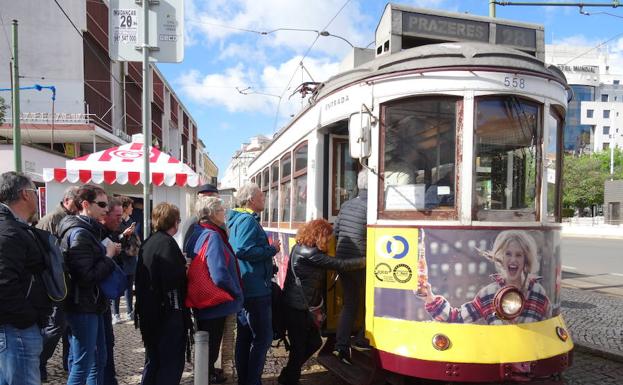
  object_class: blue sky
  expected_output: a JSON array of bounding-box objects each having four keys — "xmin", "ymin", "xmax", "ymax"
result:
[{"xmin": 156, "ymin": 0, "xmax": 623, "ymax": 179}]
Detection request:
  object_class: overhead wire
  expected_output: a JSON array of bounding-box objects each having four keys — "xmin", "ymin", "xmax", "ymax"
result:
[{"xmin": 0, "ymin": 9, "xmax": 13, "ymax": 60}]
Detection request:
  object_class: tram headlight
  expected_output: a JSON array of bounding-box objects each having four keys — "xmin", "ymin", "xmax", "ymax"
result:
[{"xmin": 493, "ymin": 286, "xmax": 525, "ymax": 320}]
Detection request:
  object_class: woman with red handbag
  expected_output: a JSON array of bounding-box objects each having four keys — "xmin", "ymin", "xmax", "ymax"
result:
[
  {"xmin": 186, "ymin": 196, "xmax": 243, "ymax": 384},
  {"xmin": 278, "ymin": 219, "xmax": 365, "ymax": 385}
]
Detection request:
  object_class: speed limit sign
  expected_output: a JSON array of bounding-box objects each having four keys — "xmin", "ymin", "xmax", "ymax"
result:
[{"xmin": 112, "ymin": 8, "xmax": 138, "ymax": 45}]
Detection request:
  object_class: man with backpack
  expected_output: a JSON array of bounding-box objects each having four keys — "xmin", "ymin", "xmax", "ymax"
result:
[
  {"xmin": 0, "ymin": 171, "xmax": 51, "ymax": 385},
  {"xmin": 37, "ymin": 185, "xmax": 79, "ymax": 381}
]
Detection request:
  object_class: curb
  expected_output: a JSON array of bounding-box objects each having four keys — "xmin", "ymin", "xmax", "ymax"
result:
[{"xmin": 573, "ymin": 341, "xmax": 623, "ymax": 364}]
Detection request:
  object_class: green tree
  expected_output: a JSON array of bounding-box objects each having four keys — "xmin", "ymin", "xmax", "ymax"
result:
[
  {"xmin": 563, "ymin": 153, "xmax": 607, "ymax": 211},
  {"xmin": 0, "ymin": 96, "xmax": 6, "ymax": 125}
]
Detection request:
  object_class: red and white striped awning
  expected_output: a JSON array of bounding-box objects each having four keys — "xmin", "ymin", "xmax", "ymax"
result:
[{"xmin": 43, "ymin": 136, "xmax": 200, "ymax": 187}]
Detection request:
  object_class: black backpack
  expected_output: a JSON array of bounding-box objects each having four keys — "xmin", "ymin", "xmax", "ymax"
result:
[
  {"xmin": 28, "ymin": 227, "xmax": 68, "ymax": 302},
  {"xmin": 271, "ymin": 280, "xmax": 289, "ymax": 349}
]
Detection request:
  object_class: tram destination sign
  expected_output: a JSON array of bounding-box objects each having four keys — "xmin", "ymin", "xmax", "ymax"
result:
[{"xmin": 399, "ymin": 9, "xmax": 538, "ymax": 52}]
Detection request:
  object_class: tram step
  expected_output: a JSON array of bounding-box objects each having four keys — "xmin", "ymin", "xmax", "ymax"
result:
[{"xmin": 317, "ymin": 336, "xmax": 385, "ymax": 385}]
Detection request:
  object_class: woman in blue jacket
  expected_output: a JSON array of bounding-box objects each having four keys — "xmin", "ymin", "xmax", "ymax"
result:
[{"xmin": 189, "ymin": 196, "xmax": 243, "ymax": 384}]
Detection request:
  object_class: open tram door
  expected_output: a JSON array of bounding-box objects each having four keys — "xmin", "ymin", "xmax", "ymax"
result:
[{"xmin": 318, "ymin": 120, "xmax": 366, "ymax": 335}]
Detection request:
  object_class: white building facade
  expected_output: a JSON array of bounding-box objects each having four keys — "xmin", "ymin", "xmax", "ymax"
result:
[{"xmin": 220, "ymin": 135, "xmax": 272, "ymax": 191}]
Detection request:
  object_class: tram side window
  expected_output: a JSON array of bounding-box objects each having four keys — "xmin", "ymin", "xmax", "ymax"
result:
[
  {"xmin": 381, "ymin": 96, "xmax": 458, "ymax": 215},
  {"xmin": 292, "ymin": 143, "xmax": 308, "ymax": 222},
  {"xmin": 280, "ymin": 154, "xmax": 292, "ymax": 223},
  {"xmin": 270, "ymin": 161, "xmax": 279, "ymax": 224},
  {"xmin": 547, "ymin": 110, "xmax": 563, "ymax": 222},
  {"xmin": 261, "ymin": 167, "xmax": 269, "ymax": 223},
  {"xmin": 474, "ymin": 96, "xmax": 541, "ymax": 221}
]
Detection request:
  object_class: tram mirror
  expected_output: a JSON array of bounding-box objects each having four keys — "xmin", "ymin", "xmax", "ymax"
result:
[{"xmin": 348, "ymin": 112, "xmax": 371, "ymax": 159}]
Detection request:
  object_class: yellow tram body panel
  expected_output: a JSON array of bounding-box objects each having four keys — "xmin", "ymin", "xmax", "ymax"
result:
[
  {"xmin": 368, "ymin": 316, "xmax": 573, "ymax": 363},
  {"xmin": 364, "ymin": 226, "xmax": 573, "ymax": 364}
]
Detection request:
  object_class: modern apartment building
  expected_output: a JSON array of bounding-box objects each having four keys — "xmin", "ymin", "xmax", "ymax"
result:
[{"xmin": 0, "ymin": 0, "xmax": 217, "ymax": 182}]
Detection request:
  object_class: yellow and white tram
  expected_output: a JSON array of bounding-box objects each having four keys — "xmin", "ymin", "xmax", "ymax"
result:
[{"xmin": 248, "ymin": 5, "xmax": 572, "ymax": 383}]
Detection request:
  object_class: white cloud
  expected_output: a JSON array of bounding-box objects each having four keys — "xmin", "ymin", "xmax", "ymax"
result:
[
  {"xmin": 185, "ymin": 0, "xmax": 371, "ymax": 59},
  {"xmin": 176, "ymin": 56, "xmax": 340, "ymax": 121}
]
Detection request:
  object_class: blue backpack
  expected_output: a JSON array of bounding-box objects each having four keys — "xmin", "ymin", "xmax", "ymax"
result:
[{"xmin": 66, "ymin": 228, "xmax": 127, "ymax": 300}]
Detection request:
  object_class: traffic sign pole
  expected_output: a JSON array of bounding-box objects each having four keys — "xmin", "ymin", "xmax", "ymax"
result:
[
  {"xmin": 11, "ymin": 20, "xmax": 21, "ymax": 172},
  {"xmin": 142, "ymin": 0, "xmax": 151, "ymax": 240}
]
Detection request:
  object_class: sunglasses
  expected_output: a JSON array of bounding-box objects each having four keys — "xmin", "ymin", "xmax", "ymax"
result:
[{"xmin": 91, "ymin": 201, "xmax": 108, "ymax": 208}]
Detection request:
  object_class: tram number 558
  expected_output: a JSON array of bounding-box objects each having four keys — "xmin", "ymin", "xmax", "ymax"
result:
[{"xmin": 504, "ymin": 76, "xmax": 525, "ymax": 89}]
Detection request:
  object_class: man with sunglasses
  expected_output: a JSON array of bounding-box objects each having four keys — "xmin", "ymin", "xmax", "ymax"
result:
[
  {"xmin": 0, "ymin": 172, "xmax": 51, "ymax": 385},
  {"xmin": 58, "ymin": 184, "xmax": 118, "ymax": 385}
]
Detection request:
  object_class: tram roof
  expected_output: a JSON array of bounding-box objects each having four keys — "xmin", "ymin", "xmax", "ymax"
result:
[{"xmin": 313, "ymin": 41, "xmax": 567, "ymax": 102}]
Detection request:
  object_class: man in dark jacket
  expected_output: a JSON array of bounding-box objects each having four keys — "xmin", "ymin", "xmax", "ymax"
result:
[
  {"xmin": 58, "ymin": 184, "xmax": 117, "ymax": 385},
  {"xmin": 227, "ymin": 183, "xmax": 280, "ymax": 385},
  {"xmin": 0, "ymin": 171, "xmax": 51, "ymax": 385},
  {"xmin": 183, "ymin": 183, "xmax": 219, "ymax": 259},
  {"xmin": 333, "ymin": 170, "xmax": 369, "ymax": 365},
  {"xmin": 36, "ymin": 185, "xmax": 79, "ymax": 381}
]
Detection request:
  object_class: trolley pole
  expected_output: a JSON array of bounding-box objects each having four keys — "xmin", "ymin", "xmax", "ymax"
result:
[
  {"xmin": 11, "ymin": 20, "xmax": 21, "ymax": 172},
  {"xmin": 142, "ymin": 0, "xmax": 152, "ymax": 239}
]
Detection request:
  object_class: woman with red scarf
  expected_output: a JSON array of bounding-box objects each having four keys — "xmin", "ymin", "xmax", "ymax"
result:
[{"xmin": 187, "ymin": 196, "xmax": 243, "ymax": 384}]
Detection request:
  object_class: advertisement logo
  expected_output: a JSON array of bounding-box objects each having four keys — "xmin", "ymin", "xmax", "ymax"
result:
[{"xmin": 376, "ymin": 235, "xmax": 410, "ymax": 259}]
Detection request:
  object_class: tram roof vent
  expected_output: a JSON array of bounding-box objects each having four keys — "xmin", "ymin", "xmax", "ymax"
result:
[{"xmin": 376, "ymin": 3, "xmax": 545, "ymax": 61}]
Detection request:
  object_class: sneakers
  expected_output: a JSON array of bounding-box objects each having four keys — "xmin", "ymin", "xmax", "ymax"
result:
[
  {"xmin": 112, "ymin": 314, "xmax": 122, "ymax": 325},
  {"xmin": 352, "ymin": 340, "xmax": 372, "ymax": 352},
  {"xmin": 332, "ymin": 349, "xmax": 352, "ymax": 365}
]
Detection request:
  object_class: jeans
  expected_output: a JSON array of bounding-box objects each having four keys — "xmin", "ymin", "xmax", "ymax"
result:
[
  {"xmin": 40, "ymin": 305, "xmax": 66, "ymax": 378},
  {"xmin": 278, "ymin": 306, "xmax": 322, "ymax": 385},
  {"xmin": 0, "ymin": 324, "xmax": 42, "ymax": 385},
  {"xmin": 66, "ymin": 313, "xmax": 107, "ymax": 385},
  {"xmin": 196, "ymin": 317, "xmax": 226, "ymax": 375},
  {"xmin": 335, "ymin": 270, "xmax": 365, "ymax": 351},
  {"xmin": 235, "ymin": 295, "xmax": 273, "ymax": 385},
  {"xmin": 112, "ymin": 275, "xmax": 134, "ymax": 316},
  {"xmin": 141, "ymin": 311, "xmax": 187, "ymax": 385}
]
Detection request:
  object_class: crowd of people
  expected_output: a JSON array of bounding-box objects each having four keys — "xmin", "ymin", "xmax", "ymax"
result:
[{"xmin": 0, "ymin": 170, "xmax": 370, "ymax": 385}]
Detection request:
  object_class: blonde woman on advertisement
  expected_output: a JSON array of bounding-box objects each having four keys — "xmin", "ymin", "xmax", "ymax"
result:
[{"xmin": 418, "ymin": 230, "xmax": 551, "ymax": 325}]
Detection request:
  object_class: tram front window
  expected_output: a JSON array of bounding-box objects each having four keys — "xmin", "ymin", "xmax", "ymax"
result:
[
  {"xmin": 382, "ymin": 96, "xmax": 458, "ymax": 214},
  {"xmin": 474, "ymin": 96, "xmax": 541, "ymax": 221}
]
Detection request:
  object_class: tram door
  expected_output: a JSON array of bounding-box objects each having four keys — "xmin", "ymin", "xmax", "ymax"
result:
[{"xmin": 324, "ymin": 132, "xmax": 364, "ymax": 332}]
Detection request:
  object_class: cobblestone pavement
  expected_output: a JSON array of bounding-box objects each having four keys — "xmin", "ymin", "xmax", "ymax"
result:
[{"xmin": 46, "ymin": 287, "xmax": 623, "ymax": 385}]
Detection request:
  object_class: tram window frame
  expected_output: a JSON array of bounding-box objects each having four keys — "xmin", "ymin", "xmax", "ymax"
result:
[
  {"xmin": 547, "ymin": 107, "xmax": 564, "ymax": 223},
  {"xmin": 472, "ymin": 95, "xmax": 542, "ymax": 222},
  {"xmin": 261, "ymin": 167, "xmax": 269, "ymax": 224},
  {"xmin": 292, "ymin": 141, "xmax": 308, "ymax": 224},
  {"xmin": 270, "ymin": 161, "xmax": 279, "ymax": 226},
  {"xmin": 331, "ymin": 137, "xmax": 360, "ymax": 217},
  {"xmin": 279, "ymin": 153, "xmax": 292, "ymax": 227},
  {"xmin": 378, "ymin": 95, "xmax": 462, "ymax": 220}
]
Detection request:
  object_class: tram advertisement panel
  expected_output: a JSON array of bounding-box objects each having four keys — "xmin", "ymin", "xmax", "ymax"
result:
[{"xmin": 371, "ymin": 227, "xmax": 561, "ymax": 324}]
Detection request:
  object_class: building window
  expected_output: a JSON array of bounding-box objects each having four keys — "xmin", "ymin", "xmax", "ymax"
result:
[
  {"xmin": 614, "ymin": 80, "xmax": 620, "ymax": 85},
  {"xmin": 280, "ymin": 154, "xmax": 292, "ymax": 223},
  {"xmin": 261, "ymin": 168, "xmax": 269, "ymax": 223},
  {"xmin": 474, "ymin": 96, "xmax": 541, "ymax": 222},
  {"xmin": 270, "ymin": 161, "xmax": 279, "ymax": 224},
  {"xmin": 602, "ymin": 94, "xmax": 609, "ymax": 102},
  {"xmin": 604, "ymin": 126, "xmax": 610, "ymax": 135},
  {"xmin": 604, "ymin": 110, "xmax": 611, "ymax": 119},
  {"xmin": 603, "ymin": 143, "xmax": 610, "ymax": 150},
  {"xmin": 380, "ymin": 96, "xmax": 459, "ymax": 219},
  {"xmin": 587, "ymin": 109, "xmax": 594, "ymax": 118},
  {"xmin": 292, "ymin": 142, "xmax": 308, "ymax": 222}
]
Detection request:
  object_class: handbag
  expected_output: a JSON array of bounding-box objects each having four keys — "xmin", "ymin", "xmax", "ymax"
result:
[
  {"xmin": 290, "ymin": 245, "xmax": 326, "ymax": 329},
  {"xmin": 185, "ymin": 235, "xmax": 234, "ymax": 309},
  {"xmin": 100, "ymin": 261, "xmax": 127, "ymax": 300}
]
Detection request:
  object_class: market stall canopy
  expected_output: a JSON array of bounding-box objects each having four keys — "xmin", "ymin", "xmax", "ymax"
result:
[{"xmin": 43, "ymin": 134, "xmax": 200, "ymax": 187}]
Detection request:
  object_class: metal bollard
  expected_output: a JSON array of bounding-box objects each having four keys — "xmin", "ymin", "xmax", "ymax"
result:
[{"xmin": 194, "ymin": 331, "xmax": 210, "ymax": 385}]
